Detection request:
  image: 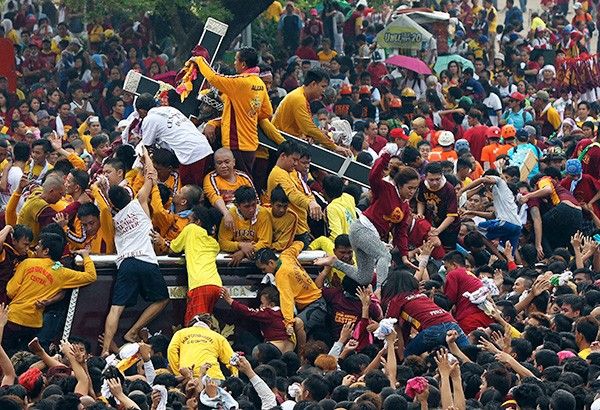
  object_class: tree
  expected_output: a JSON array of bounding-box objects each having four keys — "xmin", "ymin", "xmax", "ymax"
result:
[{"xmin": 66, "ymin": 0, "xmax": 274, "ymax": 58}]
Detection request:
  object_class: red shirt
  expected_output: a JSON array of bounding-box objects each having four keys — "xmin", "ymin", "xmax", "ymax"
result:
[
  {"xmin": 582, "ymin": 145, "xmax": 600, "ymax": 180},
  {"xmin": 369, "ymin": 134, "xmax": 388, "ymax": 154},
  {"xmin": 367, "ymin": 63, "xmax": 389, "ymax": 88},
  {"xmin": 295, "ymin": 46, "xmax": 318, "ymax": 60},
  {"xmin": 444, "ymin": 267, "xmax": 493, "ymax": 333},
  {"xmin": 231, "ymin": 300, "xmax": 289, "ymax": 342},
  {"xmin": 322, "ymin": 287, "xmax": 382, "ymax": 340},
  {"xmin": 560, "ymin": 174, "xmax": 600, "ymax": 218},
  {"xmin": 386, "ymin": 292, "xmax": 455, "ymax": 334},
  {"xmin": 416, "ymin": 181, "xmax": 460, "ymax": 232},
  {"xmin": 463, "ymin": 124, "xmax": 489, "ymax": 162},
  {"xmin": 363, "ymin": 153, "xmax": 412, "ymax": 256},
  {"xmin": 408, "ymin": 218, "xmax": 446, "ymax": 260}
]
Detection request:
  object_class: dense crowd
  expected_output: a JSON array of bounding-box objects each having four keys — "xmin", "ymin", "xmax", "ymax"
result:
[{"xmin": 0, "ymin": 0, "xmax": 599, "ymax": 409}]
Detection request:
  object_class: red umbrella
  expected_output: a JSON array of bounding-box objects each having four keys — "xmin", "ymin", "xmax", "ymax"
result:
[{"xmin": 385, "ymin": 55, "xmax": 432, "ymax": 75}]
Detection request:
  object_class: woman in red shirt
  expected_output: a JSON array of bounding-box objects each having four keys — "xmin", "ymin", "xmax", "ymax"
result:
[
  {"xmin": 317, "ymin": 150, "xmax": 420, "ymax": 288},
  {"xmin": 382, "ymin": 270, "xmax": 469, "ymax": 358}
]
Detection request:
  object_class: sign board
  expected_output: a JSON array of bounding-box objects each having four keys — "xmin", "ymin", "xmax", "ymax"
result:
[{"xmin": 376, "ymin": 14, "xmax": 432, "ymax": 50}]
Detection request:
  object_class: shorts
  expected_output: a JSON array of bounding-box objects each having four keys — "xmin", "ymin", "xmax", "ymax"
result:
[
  {"xmin": 185, "ymin": 285, "xmax": 222, "ymax": 324},
  {"xmin": 112, "ymin": 258, "xmax": 169, "ymax": 307},
  {"xmin": 297, "ymin": 297, "xmax": 327, "ymax": 334}
]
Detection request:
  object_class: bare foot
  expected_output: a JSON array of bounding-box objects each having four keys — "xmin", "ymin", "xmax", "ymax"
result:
[
  {"xmin": 123, "ymin": 331, "xmax": 141, "ymax": 344},
  {"xmin": 313, "ymin": 255, "xmax": 337, "ymax": 267},
  {"xmin": 28, "ymin": 337, "xmax": 44, "ymax": 355}
]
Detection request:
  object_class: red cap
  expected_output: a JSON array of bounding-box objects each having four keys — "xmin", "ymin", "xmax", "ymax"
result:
[
  {"xmin": 310, "ymin": 8, "xmax": 318, "ymax": 16},
  {"xmin": 359, "ymin": 85, "xmax": 371, "ymax": 95},
  {"xmin": 390, "ymin": 128, "xmax": 409, "ymax": 141},
  {"xmin": 486, "ymin": 126, "xmax": 502, "ymax": 138},
  {"xmin": 19, "ymin": 368, "xmax": 42, "ymax": 392},
  {"xmin": 340, "ymin": 84, "xmax": 352, "ymax": 95},
  {"xmin": 509, "ymin": 91, "xmax": 526, "ymax": 101}
]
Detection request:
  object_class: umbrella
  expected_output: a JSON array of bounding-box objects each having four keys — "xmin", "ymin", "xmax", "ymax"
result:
[
  {"xmin": 385, "ymin": 55, "xmax": 432, "ymax": 75},
  {"xmin": 434, "ymin": 54, "xmax": 474, "ymax": 74}
]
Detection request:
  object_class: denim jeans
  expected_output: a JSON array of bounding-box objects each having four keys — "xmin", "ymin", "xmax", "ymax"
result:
[
  {"xmin": 478, "ymin": 219, "xmax": 521, "ymax": 253},
  {"xmin": 404, "ymin": 322, "xmax": 469, "ymax": 357}
]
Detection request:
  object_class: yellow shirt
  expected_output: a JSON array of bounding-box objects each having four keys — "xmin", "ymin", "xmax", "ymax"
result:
[
  {"xmin": 264, "ymin": 1, "xmax": 283, "ymax": 21},
  {"xmin": 317, "ymin": 49, "xmax": 338, "ymax": 63},
  {"xmin": 167, "ymin": 325, "xmax": 238, "ymax": 380},
  {"xmin": 408, "ymin": 131, "xmax": 423, "ymax": 148},
  {"xmin": 267, "ymin": 166, "xmax": 314, "ymax": 236},
  {"xmin": 273, "ymin": 87, "xmax": 337, "ymax": 150},
  {"xmin": 218, "ymin": 206, "xmax": 272, "ymax": 252},
  {"xmin": 150, "ymin": 185, "xmax": 189, "ymax": 245},
  {"xmin": 326, "ymin": 193, "xmax": 356, "ymax": 241},
  {"xmin": 579, "ymin": 348, "xmax": 591, "ymax": 359},
  {"xmin": 170, "ymin": 224, "xmax": 221, "ymax": 290},
  {"xmin": 309, "ymin": 235, "xmax": 355, "ymax": 286},
  {"xmin": 6, "ymin": 256, "xmax": 97, "ymax": 328},
  {"xmin": 270, "ymin": 208, "xmax": 298, "ymax": 251},
  {"xmin": 203, "ymin": 170, "xmax": 255, "ymax": 207},
  {"xmin": 68, "ymin": 186, "xmax": 115, "ymax": 254},
  {"xmin": 198, "ymin": 57, "xmax": 273, "ymax": 152},
  {"xmin": 275, "ymin": 241, "xmax": 322, "ymax": 325}
]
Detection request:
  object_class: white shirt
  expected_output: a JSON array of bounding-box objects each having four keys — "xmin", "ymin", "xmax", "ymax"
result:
[
  {"xmin": 483, "ymin": 93, "xmax": 503, "ymax": 126},
  {"xmin": 113, "ymin": 199, "xmax": 157, "ymax": 268},
  {"xmin": 490, "ymin": 176, "xmax": 521, "ymax": 226},
  {"xmin": 140, "ymin": 106, "xmax": 213, "ymax": 165},
  {"xmin": 0, "ymin": 166, "xmax": 22, "ymax": 209}
]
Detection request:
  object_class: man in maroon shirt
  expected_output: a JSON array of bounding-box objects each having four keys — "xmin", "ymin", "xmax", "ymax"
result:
[
  {"xmin": 442, "ymin": 251, "xmax": 494, "ymax": 334},
  {"xmin": 416, "ymin": 162, "xmax": 460, "ymax": 250},
  {"xmin": 463, "ymin": 108, "xmax": 488, "ymax": 162},
  {"xmin": 561, "ymin": 158, "xmax": 600, "ymax": 226},
  {"xmin": 221, "ymin": 286, "xmax": 296, "ymax": 353},
  {"xmin": 579, "ymin": 141, "xmax": 600, "ymax": 180},
  {"xmin": 364, "ymin": 119, "xmax": 388, "ymax": 154}
]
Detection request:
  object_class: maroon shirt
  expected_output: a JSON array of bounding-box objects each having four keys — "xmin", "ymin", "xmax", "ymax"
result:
[
  {"xmin": 0, "ymin": 244, "xmax": 27, "ymax": 305},
  {"xmin": 369, "ymin": 135, "xmax": 388, "ymax": 154},
  {"xmin": 416, "ymin": 181, "xmax": 460, "ymax": 232},
  {"xmin": 444, "ymin": 267, "xmax": 493, "ymax": 333},
  {"xmin": 560, "ymin": 174, "xmax": 600, "ymax": 218},
  {"xmin": 386, "ymin": 291, "xmax": 455, "ymax": 341},
  {"xmin": 231, "ymin": 300, "xmax": 289, "ymax": 342},
  {"xmin": 322, "ymin": 287, "xmax": 382, "ymax": 339},
  {"xmin": 582, "ymin": 145, "xmax": 600, "ymax": 180},
  {"xmin": 363, "ymin": 153, "xmax": 412, "ymax": 255}
]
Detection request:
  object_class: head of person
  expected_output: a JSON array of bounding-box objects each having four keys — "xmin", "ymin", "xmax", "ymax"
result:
[
  {"xmin": 255, "ymin": 248, "xmax": 279, "ymax": 274},
  {"xmin": 381, "ymin": 270, "xmax": 419, "ymax": 301},
  {"xmin": 303, "ymin": 68, "xmax": 330, "ymax": 101},
  {"xmin": 135, "ymin": 93, "xmax": 157, "ymax": 119},
  {"xmin": 467, "ymin": 108, "xmax": 483, "ymax": 127},
  {"xmin": 64, "ymin": 169, "xmax": 89, "ymax": 197},
  {"xmin": 173, "ymin": 184, "xmax": 202, "ymax": 213},
  {"xmin": 35, "ymin": 232, "xmax": 64, "ymax": 261},
  {"xmin": 259, "ymin": 286, "xmax": 280, "ymax": 309},
  {"xmin": 559, "ymin": 294, "xmax": 584, "ymax": 318},
  {"xmin": 90, "ymin": 134, "xmax": 110, "ymax": 159},
  {"xmin": 108, "ymin": 185, "xmax": 132, "ymax": 212},
  {"xmin": 270, "ymin": 185, "xmax": 289, "ymax": 218},
  {"xmin": 394, "ymin": 166, "xmax": 420, "ymax": 200},
  {"xmin": 31, "ymin": 139, "xmax": 51, "ymax": 165},
  {"xmin": 582, "ymin": 121, "xmax": 595, "ymax": 139},
  {"xmin": 234, "ymin": 186, "xmax": 258, "ymax": 220},
  {"xmin": 334, "ymin": 234, "xmax": 354, "ymax": 264},
  {"xmin": 417, "ymin": 140, "xmax": 431, "ymax": 159},
  {"xmin": 11, "ymin": 224, "xmax": 33, "ymax": 256},
  {"xmin": 77, "ymin": 203, "xmax": 101, "ymax": 237},
  {"xmin": 13, "ymin": 141, "xmax": 31, "ymax": 163},
  {"xmin": 276, "ymin": 140, "xmax": 302, "ymax": 172},
  {"xmin": 423, "ymin": 162, "xmax": 444, "ymax": 191},
  {"xmin": 573, "ymin": 268, "xmax": 593, "ymax": 286},
  {"xmin": 296, "ymin": 147, "xmax": 311, "ymax": 175},
  {"xmin": 235, "ymin": 47, "xmax": 259, "ymax": 74},
  {"xmin": 103, "ymin": 158, "xmax": 126, "ymax": 186},
  {"xmin": 151, "ymin": 148, "xmax": 178, "ymax": 182},
  {"xmin": 41, "ymin": 174, "xmax": 66, "ymax": 204},
  {"xmin": 187, "ymin": 205, "xmax": 214, "ymax": 233},
  {"xmin": 575, "ymin": 316, "xmax": 599, "ymax": 349},
  {"xmin": 322, "ymin": 175, "xmax": 344, "ymax": 202},
  {"xmin": 578, "ymin": 101, "xmax": 590, "ymax": 119},
  {"xmin": 88, "ymin": 116, "xmax": 102, "ymax": 135},
  {"xmin": 300, "ymin": 374, "xmax": 329, "ymax": 402},
  {"xmin": 443, "ymin": 251, "xmax": 466, "ymax": 272}
]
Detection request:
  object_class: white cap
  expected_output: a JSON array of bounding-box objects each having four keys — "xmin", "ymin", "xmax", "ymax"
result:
[
  {"xmin": 574, "ymin": 2, "xmax": 582, "ymax": 9},
  {"xmin": 89, "ymin": 116, "xmax": 100, "ymax": 124},
  {"xmin": 117, "ymin": 119, "xmax": 130, "ymax": 129},
  {"xmin": 438, "ymin": 130, "xmax": 455, "ymax": 147}
]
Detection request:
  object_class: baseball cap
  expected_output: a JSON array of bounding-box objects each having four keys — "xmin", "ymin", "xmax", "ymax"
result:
[
  {"xmin": 565, "ymin": 158, "xmax": 583, "ymax": 176},
  {"xmin": 389, "ymin": 128, "xmax": 408, "ymax": 141},
  {"xmin": 574, "ymin": 2, "xmax": 582, "ymax": 9},
  {"xmin": 88, "ymin": 116, "xmax": 100, "ymax": 124},
  {"xmin": 117, "ymin": 119, "xmax": 130, "ymax": 129},
  {"xmin": 494, "ymin": 53, "xmax": 505, "ymax": 62},
  {"xmin": 510, "ymin": 91, "xmax": 526, "ymax": 101}
]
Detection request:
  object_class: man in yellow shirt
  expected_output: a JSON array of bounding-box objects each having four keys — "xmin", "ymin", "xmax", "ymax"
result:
[
  {"xmin": 4, "ymin": 236, "xmax": 96, "ymax": 351},
  {"xmin": 310, "ymin": 234, "xmax": 355, "ymax": 287},
  {"xmin": 269, "ymin": 185, "xmax": 298, "ymax": 252},
  {"xmin": 24, "ymin": 139, "xmax": 53, "ymax": 184},
  {"xmin": 322, "ymin": 175, "xmax": 356, "ymax": 240},
  {"xmin": 153, "ymin": 206, "xmax": 222, "ymax": 324},
  {"xmin": 267, "ymin": 141, "xmax": 322, "ymax": 248},
  {"xmin": 218, "ymin": 186, "xmax": 272, "ymax": 266},
  {"xmin": 273, "ymin": 68, "xmax": 352, "ymax": 156},
  {"xmin": 167, "ymin": 313, "xmax": 238, "ymax": 380},
  {"xmin": 203, "ymin": 148, "xmax": 255, "ymax": 231},
  {"xmin": 255, "ymin": 241, "xmax": 325, "ymax": 349},
  {"xmin": 575, "ymin": 316, "xmax": 599, "ymax": 359},
  {"xmin": 198, "ymin": 48, "xmax": 274, "ymax": 175}
]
